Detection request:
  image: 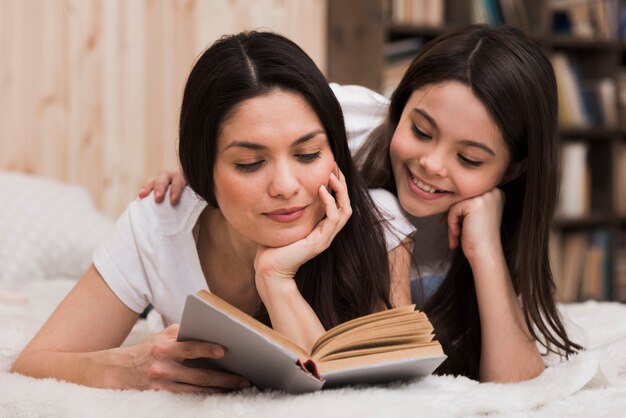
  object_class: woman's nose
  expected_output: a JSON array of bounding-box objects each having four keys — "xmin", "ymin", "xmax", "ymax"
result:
[{"xmin": 268, "ymin": 164, "xmax": 300, "ymax": 198}]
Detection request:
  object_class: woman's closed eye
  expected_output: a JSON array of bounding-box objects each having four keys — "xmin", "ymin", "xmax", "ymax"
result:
[
  {"xmin": 411, "ymin": 123, "xmax": 432, "ymax": 140},
  {"xmin": 235, "ymin": 160, "xmax": 265, "ymax": 172},
  {"xmin": 295, "ymin": 151, "xmax": 322, "ymax": 163}
]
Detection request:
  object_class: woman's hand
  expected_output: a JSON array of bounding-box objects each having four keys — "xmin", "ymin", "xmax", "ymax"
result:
[
  {"xmin": 254, "ymin": 169, "xmax": 352, "ymax": 294},
  {"xmin": 138, "ymin": 169, "xmax": 187, "ymax": 205},
  {"xmin": 117, "ymin": 324, "xmax": 250, "ymax": 393},
  {"xmin": 446, "ymin": 188, "xmax": 505, "ymax": 263}
]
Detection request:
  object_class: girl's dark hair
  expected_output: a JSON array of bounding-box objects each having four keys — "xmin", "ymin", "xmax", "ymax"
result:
[
  {"xmin": 356, "ymin": 24, "xmax": 582, "ymax": 379},
  {"xmin": 179, "ymin": 31, "xmax": 391, "ymax": 328}
]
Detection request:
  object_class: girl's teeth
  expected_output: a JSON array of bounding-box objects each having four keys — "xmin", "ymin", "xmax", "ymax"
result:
[{"xmin": 412, "ymin": 176, "xmax": 437, "ymax": 193}]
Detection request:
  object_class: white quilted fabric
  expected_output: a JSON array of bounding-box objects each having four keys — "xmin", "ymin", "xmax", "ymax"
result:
[{"xmin": 0, "ymin": 171, "xmax": 114, "ymax": 284}]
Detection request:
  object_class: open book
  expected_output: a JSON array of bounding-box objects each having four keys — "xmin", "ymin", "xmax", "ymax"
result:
[{"xmin": 177, "ymin": 290, "xmax": 446, "ymax": 393}]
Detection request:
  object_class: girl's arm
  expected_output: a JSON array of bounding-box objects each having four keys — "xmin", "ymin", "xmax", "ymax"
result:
[
  {"xmin": 10, "ymin": 264, "xmax": 249, "ymax": 392},
  {"xmin": 447, "ymin": 188, "xmax": 544, "ymax": 383}
]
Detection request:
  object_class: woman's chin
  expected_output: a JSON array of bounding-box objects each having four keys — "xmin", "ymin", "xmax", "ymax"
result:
[{"xmin": 255, "ymin": 228, "xmax": 312, "ymax": 248}]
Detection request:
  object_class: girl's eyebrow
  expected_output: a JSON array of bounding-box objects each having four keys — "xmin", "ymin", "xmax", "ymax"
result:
[
  {"xmin": 223, "ymin": 129, "xmax": 325, "ymax": 151},
  {"xmin": 411, "ymin": 108, "xmax": 495, "ymax": 156}
]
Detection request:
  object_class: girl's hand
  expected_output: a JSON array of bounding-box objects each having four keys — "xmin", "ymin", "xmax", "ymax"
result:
[
  {"xmin": 120, "ymin": 324, "xmax": 250, "ymax": 393},
  {"xmin": 446, "ymin": 188, "xmax": 505, "ymax": 263},
  {"xmin": 138, "ymin": 170, "xmax": 187, "ymax": 205},
  {"xmin": 254, "ymin": 168, "xmax": 352, "ymax": 292}
]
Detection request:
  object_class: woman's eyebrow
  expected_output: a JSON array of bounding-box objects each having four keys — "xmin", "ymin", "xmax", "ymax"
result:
[{"xmin": 224, "ymin": 129, "xmax": 325, "ymax": 151}]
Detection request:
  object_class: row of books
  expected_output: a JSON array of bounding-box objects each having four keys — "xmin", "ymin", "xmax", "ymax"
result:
[
  {"xmin": 551, "ymin": 229, "xmax": 612, "ymax": 302},
  {"xmin": 388, "ymin": 0, "xmax": 445, "ymax": 27},
  {"xmin": 471, "ymin": 0, "xmax": 530, "ymax": 30},
  {"xmin": 550, "ymin": 53, "xmax": 618, "ymax": 129},
  {"xmin": 548, "ymin": 0, "xmax": 619, "ymax": 40},
  {"xmin": 388, "ymin": 0, "xmax": 530, "ymax": 30}
]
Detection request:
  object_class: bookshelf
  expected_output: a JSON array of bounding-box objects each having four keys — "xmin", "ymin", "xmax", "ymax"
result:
[{"xmin": 327, "ymin": 0, "xmax": 626, "ymax": 303}]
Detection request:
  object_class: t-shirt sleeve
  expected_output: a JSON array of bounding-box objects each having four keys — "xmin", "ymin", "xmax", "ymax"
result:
[
  {"xmin": 330, "ymin": 83, "xmax": 389, "ymax": 156},
  {"xmin": 368, "ymin": 188, "xmax": 416, "ymax": 252},
  {"xmin": 92, "ymin": 199, "xmax": 154, "ymax": 314}
]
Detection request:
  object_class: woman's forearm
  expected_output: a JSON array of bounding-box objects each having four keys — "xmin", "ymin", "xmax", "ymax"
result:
[
  {"xmin": 11, "ymin": 347, "xmax": 131, "ymax": 389},
  {"xmin": 255, "ymin": 276, "xmax": 326, "ymax": 352},
  {"xmin": 469, "ymin": 248, "xmax": 544, "ymax": 383}
]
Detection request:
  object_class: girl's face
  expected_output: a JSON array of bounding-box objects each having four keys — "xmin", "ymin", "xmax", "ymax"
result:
[
  {"xmin": 389, "ymin": 81, "xmax": 513, "ymax": 218},
  {"xmin": 213, "ymin": 90, "xmax": 335, "ymax": 248}
]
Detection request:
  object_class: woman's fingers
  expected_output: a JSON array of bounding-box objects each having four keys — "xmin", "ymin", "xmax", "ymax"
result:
[
  {"xmin": 147, "ymin": 325, "xmax": 251, "ymax": 392},
  {"xmin": 329, "ymin": 168, "xmax": 352, "ymax": 218}
]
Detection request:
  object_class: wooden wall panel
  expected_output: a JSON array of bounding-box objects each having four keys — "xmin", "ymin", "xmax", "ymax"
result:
[{"xmin": 0, "ymin": 0, "xmax": 327, "ymax": 217}]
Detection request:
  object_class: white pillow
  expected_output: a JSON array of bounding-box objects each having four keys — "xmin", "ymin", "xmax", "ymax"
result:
[{"xmin": 0, "ymin": 171, "xmax": 114, "ymax": 284}]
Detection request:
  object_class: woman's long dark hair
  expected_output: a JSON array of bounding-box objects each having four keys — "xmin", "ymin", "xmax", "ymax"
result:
[
  {"xmin": 356, "ymin": 25, "xmax": 582, "ymax": 379},
  {"xmin": 178, "ymin": 31, "xmax": 391, "ymax": 329}
]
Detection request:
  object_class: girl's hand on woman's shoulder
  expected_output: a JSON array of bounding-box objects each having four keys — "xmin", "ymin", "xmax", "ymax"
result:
[
  {"xmin": 118, "ymin": 324, "xmax": 250, "ymax": 393},
  {"xmin": 445, "ymin": 187, "xmax": 505, "ymax": 263},
  {"xmin": 138, "ymin": 169, "xmax": 187, "ymax": 205},
  {"xmin": 254, "ymin": 167, "xmax": 352, "ymax": 295}
]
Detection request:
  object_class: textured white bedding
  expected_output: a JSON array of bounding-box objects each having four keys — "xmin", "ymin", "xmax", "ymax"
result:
[{"xmin": 1, "ymin": 279, "xmax": 625, "ymax": 418}]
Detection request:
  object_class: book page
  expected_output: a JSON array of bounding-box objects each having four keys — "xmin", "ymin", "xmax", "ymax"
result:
[
  {"xmin": 319, "ymin": 340, "xmax": 440, "ymax": 362},
  {"xmin": 312, "ymin": 328, "xmax": 435, "ymax": 361},
  {"xmin": 311, "ymin": 305, "xmax": 417, "ymax": 353}
]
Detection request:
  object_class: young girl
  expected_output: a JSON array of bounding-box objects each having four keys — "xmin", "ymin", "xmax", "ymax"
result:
[
  {"xmin": 146, "ymin": 25, "xmax": 582, "ymax": 383},
  {"xmin": 10, "ymin": 31, "xmax": 410, "ymax": 393}
]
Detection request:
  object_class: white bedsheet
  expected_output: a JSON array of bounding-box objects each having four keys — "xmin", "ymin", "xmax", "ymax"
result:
[{"xmin": 1, "ymin": 279, "xmax": 625, "ymax": 418}]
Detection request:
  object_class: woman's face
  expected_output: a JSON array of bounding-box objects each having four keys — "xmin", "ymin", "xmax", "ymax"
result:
[
  {"xmin": 389, "ymin": 81, "xmax": 513, "ymax": 218},
  {"xmin": 213, "ymin": 89, "xmax": 335, "ymax": 247}
]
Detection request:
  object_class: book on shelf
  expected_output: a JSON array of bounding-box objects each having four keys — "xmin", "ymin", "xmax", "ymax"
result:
[
  {"xmin": 555, "ymin": 231, "xmax": 587, "ymax": 302},
  {"xmin": 553, "ymin": 230, "xmax": 611, "ymax": 302},
  {"xmin": 615, "ymin": 230, "xmax": 626, "ymax": 302},
  {"xmin": 615, "ymin": 141, "xmax": 626, "ymax": 215},
  {"xmin": 547, "ymin": 0, "xmax": 618, "ymax": 39},
  {"xmin": 551, "ymin": 53, "xmax": 589, "ymax": 128},
  {"xmin": 177, "ymin": 290, "xmax": 446, "ymax": 393},
  {"xmin": 557, "ymin": 141, "xmax": 590, "ymax": 219}
]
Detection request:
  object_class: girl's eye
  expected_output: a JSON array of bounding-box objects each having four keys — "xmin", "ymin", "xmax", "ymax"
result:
[
  {"xmin": 295, "ymin": 152, "xmax": 321, "ymax": 163},
  {"xmin": 411, "ymin": 124, "xmax": 432, "ymax": 140},
  {"xmin": 235, "ymin": 160, "xmax": 265, "ymax": 172},
  {"xmin": 458, "ymin": 154, "xmax": 482, "ymax": 167}
]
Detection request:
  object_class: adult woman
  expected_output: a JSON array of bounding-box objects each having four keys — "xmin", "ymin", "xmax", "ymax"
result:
[
  {"xmin": 11, "ymin": 31, "xmax": 406, "ymax": 393},
  {"xmin": 147, "ymin": 25, "xmax": 582, "ymax": 383}
]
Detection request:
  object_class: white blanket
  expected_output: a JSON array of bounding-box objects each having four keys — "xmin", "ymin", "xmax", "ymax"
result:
[{"xmin": 1, "ymin": 279, "xmax": 625, "ymax": 418}]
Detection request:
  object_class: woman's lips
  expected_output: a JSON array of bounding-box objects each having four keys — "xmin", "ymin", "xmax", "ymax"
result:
[{"xmin": 264, "ymin": 206, "xmax": 307, "ymax": 222}]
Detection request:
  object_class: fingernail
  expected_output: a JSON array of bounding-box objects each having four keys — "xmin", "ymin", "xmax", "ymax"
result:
[{"xmin": 330, "ymin": 172, "xmax": 338, "ymax": 180}]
